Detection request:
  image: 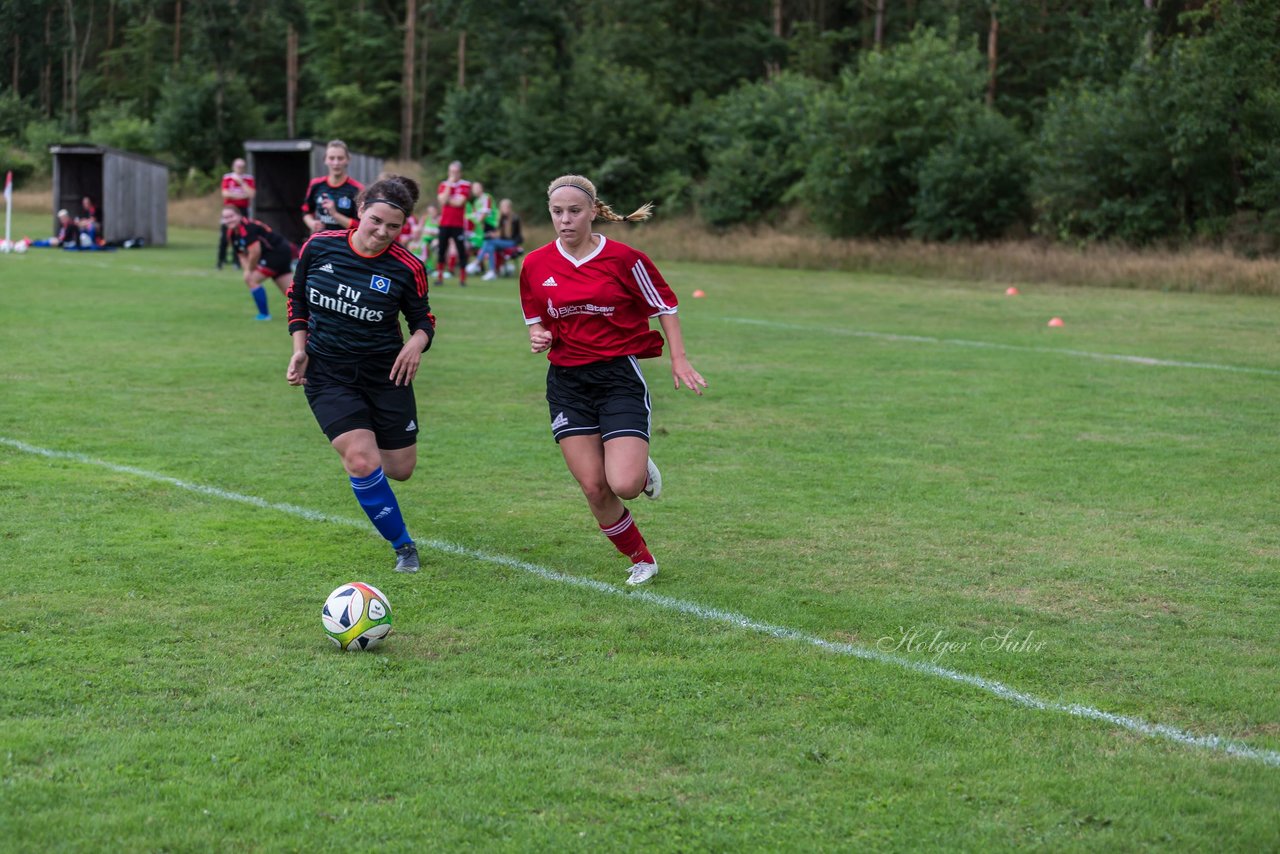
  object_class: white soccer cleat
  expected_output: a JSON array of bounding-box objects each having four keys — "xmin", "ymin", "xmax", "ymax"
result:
[
  {"xmin": 642, "ymin": 457, "xmax": 662, "ymax": 500},
  {"xmin": 626, "ymin": 560, "xmax": 658, "ymax": 586},
  {"xmin": 481, "ymin": 270, "xmax": 497, "ymax": 281},
  {"xmin": 465, "ymin": 260, "xmax": 481, "ymax": 274}
]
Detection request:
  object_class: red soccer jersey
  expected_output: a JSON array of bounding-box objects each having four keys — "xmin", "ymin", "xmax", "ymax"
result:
[
  {"xmin": 221, "ymin": 172, "xmax": 256, "ymax": 210},
  {"xmin": 437, "ymin": 179, "xmax": 471, "ymax": 228},
  {"xmin": 519, "ymin": 235, "xmax": 678, "ymax": 367}
]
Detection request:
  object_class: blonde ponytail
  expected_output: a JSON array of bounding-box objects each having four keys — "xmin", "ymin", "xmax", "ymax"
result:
[{"xmin": 547, "ymin": 174, "xmax": 654, "ymax": 223}]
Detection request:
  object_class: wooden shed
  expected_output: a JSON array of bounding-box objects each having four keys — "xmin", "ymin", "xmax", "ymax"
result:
[
  {"xmin": 49, "ymin": 143, "xmax": 169, "ymax": 246},
  {"xmin": 243, "ymin": 140, "xmax": 384, "ymax": 247}
]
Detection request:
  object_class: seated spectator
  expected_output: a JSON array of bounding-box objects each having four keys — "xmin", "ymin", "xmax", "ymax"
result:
[
  {"xmin": 30, "ymin": 209, "xmax": 80, "ymax": 247},
  {"xmin": 76, "ymin": 196, "xmax": 101, "ymax": 246},
  {"xmin": 475, "ymin": 198, "xmax": 523, "ymax": 280}
]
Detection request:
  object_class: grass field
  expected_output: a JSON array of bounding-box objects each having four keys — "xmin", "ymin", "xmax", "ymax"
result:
[{"xmin": 2, "ymin": 214, "xmax": 1278, "ymax": 851}]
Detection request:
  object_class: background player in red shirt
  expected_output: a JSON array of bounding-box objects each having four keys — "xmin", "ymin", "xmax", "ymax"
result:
[
  {"xmin": 303, "ymin": 140, "xmax": 363, "ymax": 233},
  {"xmin": 287, "ymin": 175, "xmax": 435, "ymax": 574},
  {"xmin": 520, "ymin": 174, "xmax": 706, "ymax": 586},
  {"xmin": 435, "ymin": 160, "xmax": 472, "ymax": 286},
  {"xmin": 218, "ymin": 158, "xmax": 257, "ymax": 269}
]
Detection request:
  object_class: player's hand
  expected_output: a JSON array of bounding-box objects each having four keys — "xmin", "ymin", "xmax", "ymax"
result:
[
  {"xmin": 390, "ymin": 339, "xmax": 425, "ymax": 386},
  {"xmin": 529, "ymin": 325, "xmax": 552, "ymax": 354},
  {"xmin": 287, "ymin": 352, "xmax": 309, "ymax": 386},
  {"xmin": 671, "ymin": 355, "xmax": 706, "ymax": 396}
]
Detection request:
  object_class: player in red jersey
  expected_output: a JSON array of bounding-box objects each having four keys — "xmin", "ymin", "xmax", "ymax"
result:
[
  {"xmin": 287, "ymin": 175, "xmax": 435, "ymax": 574},
  {"xmin": 435, "ymin": 160, "xmax": 472, "ymax": 286},
  {"xmin": 218, "ymin": 158, "xmax": 256, "ymax": 268},
  {"xmin": 519, "ymin": 174, "xmax": 706, "ymax": 586},
  {"xmin": 302, "ymin": 140, "xmax": 363, "ymax": 233}
]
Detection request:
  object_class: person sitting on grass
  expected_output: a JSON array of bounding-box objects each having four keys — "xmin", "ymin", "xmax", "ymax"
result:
[{"xmin": 30, "ymin": 209, "xmax": 80, "ymax": 248}]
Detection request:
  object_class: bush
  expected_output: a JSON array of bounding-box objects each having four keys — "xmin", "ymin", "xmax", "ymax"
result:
[
  {"xmin": 21, "ymin": 119, "xmax": 68, "ymax": 177},
  {"xmin": 1033, "ymin": 75, "xmax": 1189, "ymax": 244},
  {"xmin": 502, "ymin": 56, "xmax": 672, "ymax": 214},
  {"xmin": 0, "ymin": 147, "xmax": 38, "ymax": 188},
  {"xmin": 910, "ymin": 109, "xmax": 1031, "ymax": 241},
  {"xmin": 88, "ymin": 102, "xmax": 158, "ymax": 157},
  {"xmin": 696, "ymin": 73, "xmax": 825, "ymax": 227},
  {"xmin": 0, "ymin": 91, "xmax": 40, "ymax": 142},
  {"xmin": 801, "ymin": 23, "xmax": 986, "ymax": 237},
  {"xmin": 154, "ymin": 65, "xmax": 264, "ymax": 169}
]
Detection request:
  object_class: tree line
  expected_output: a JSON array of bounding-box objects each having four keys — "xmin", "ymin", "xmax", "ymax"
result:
[{"xmin": 1, "ymin": 0, "xmax": 1277, "ymax": 248}]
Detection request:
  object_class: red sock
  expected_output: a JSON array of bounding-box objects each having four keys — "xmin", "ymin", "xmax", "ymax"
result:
[{"xmin": 600, "ymin": 509, "xmax": 653, "ymax": 564}]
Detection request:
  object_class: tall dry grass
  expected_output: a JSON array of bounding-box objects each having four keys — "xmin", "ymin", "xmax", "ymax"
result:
[
  {"xmin": 13, "ymin": 183, "xmax": 1278, "ymax": 294},
  {"xmin": 621, "ymin": 218, "xmax": 1280, "ymax": 296}
]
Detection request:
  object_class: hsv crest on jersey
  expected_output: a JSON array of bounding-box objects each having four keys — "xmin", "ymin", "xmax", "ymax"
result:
[{"xmin": 370, "ymin": 274, "xmax": 391, "ymax": 293}]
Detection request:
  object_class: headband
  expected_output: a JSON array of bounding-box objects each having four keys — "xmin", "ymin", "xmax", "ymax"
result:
[
  {"xmin": 364, "ymin": 197, "xmax": 409, "ymax": 215},
  {"xmin": 549, "ymin": 183, "xmax": 595, "ymax": 203}
]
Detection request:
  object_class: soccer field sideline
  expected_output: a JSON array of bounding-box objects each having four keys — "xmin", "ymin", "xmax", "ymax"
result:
[{"xmin": 6, "ymin": 432, "xmax": 1278, "ymax": 771}]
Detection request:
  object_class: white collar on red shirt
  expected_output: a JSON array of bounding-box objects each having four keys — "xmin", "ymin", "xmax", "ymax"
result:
[{"xmin": 555, "ymin": 233, "xmax": 607, "ymax": 268}]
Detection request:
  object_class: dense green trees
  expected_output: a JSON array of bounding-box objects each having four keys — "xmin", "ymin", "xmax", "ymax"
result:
[{"xmin": 1, "ymin": 0, "xmax": 1277, "ymax": 248}]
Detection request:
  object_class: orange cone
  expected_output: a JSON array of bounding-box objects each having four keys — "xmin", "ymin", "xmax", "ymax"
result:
[
  {"xmin": 1005, "ymin": 286, "xmax": 1019, "ymax": 296},
  {"xmin": 1047, "ymin": 317, "xmax": 1064, "ymax": 327},
  {"xmin": 692, "ymin": 289, "xmax": 706, "ymax": 298}
]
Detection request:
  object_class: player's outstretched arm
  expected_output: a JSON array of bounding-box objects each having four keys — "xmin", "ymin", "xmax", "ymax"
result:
[{"xmin": 658, "ymin": 313, "xmax": 706, "ymax": 395}]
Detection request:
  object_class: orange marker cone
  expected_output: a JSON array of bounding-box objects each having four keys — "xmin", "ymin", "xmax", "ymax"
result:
[
  {"xmin": 1005, "ymin": 286, "xmax": 1019, "ymax": 296},
  {"xmin": 1047, "ymin": 317, "xmax": 1064, "ymax": 327},
  {"xmin": 692, "ymin": 289, "xmax": 706, "ymax": 298}
]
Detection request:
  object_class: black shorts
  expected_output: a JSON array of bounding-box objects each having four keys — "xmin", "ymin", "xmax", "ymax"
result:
[
  {"xmin": 257, "ymin": 245, "xmax": 294, "ymax": 279},
  {"xmin": 546, "ymin": 356, "xmax": 651, "ymax": 444},
  {"xmin": 304, "ymin": 352, "xmax": 420, "ymax": 449}
]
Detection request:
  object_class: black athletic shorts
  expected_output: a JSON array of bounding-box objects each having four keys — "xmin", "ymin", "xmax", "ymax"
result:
[
  {"xmin": 257, "ymin": 245, "xmax": 294, "ymax": 279},
  {"xmin": 545, "ymin": 356, "xmax": 651, "ymax": 444},
  {"xmin": 304, "ymin": 352, "xmax": 419, "ymax": 449}
]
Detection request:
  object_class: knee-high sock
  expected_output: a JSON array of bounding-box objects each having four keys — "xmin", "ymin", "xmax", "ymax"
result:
[
  {"xmin": 250, "ymin": 285, "xmax": 269, "ymax": 315},
  {"xmin": 600, "ymin": 509, "xmax": 653, "ymax": 564},
  {"xmin": 350, "ymin": 468, "xmax": 412, "ymax": 548}
]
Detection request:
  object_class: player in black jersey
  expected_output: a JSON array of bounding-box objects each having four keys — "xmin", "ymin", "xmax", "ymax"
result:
[
  {"xmin": 302, "ymin": 140, "xmax": 363, "ymax": 233},
  {"xmin": 221, "ymin": 206, "xmax": 297, "ymax": 320},
  {"xmin": 287, "ymin": 175, "xmax": 435, "ymax": 573}
]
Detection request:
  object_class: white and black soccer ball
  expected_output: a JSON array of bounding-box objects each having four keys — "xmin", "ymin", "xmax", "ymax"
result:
[{"xmin": 321, "ymin": 582, "xmax": 392, "ymax": 651}]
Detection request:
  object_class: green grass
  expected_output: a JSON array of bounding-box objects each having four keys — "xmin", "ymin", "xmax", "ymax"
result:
[{"xmin": 1, "ymin": 219, "xmax": 1278, "ymax": 851}]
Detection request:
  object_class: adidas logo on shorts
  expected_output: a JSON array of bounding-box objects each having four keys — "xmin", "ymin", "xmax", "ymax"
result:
[{"xmin": 551, "ymin": 412, "xmax": 569, "ymax": 430}]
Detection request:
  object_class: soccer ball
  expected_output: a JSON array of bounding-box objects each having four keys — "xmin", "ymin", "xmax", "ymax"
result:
[
  {"xmin": 321, "ymin": 582, "xmax": 392, "ymax": 651},
  {"xmin": 13, "ymin": 240, "xmax": 27, "ymax": 254},
  {"xmin": 0, "ymin": 240, "xmax": 11, "ymax": 254}
]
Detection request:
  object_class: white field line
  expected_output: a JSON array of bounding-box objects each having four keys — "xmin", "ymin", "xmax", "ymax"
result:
[
  {"xmin": 723, "ymin": 316, "xmax": 1280, "ymax": 376},
  {"xmin": 4, "ymin": 435, "xmax": 1278, "ymax": 770}
]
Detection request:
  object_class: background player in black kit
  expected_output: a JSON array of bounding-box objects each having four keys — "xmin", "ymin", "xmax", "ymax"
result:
[
  {"xmin": 287, "ymin": 175, "xmax": 435, "ymax": 573},
  {"xmin": 221, "ymin": 205, "xmax": 295, "ymax": 320},
  {"xmin": 302, "ymin": 140, "xmax": 363, "ymax": 233}
]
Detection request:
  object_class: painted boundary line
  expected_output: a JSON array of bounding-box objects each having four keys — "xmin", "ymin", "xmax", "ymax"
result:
[
  {"xmin": 722, "ymin": 316, "xmax": 1280, "ymax": 376},
  {"xmin": 4, "ymin": 435, "xmax": 1278, "ymax": 770}
]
